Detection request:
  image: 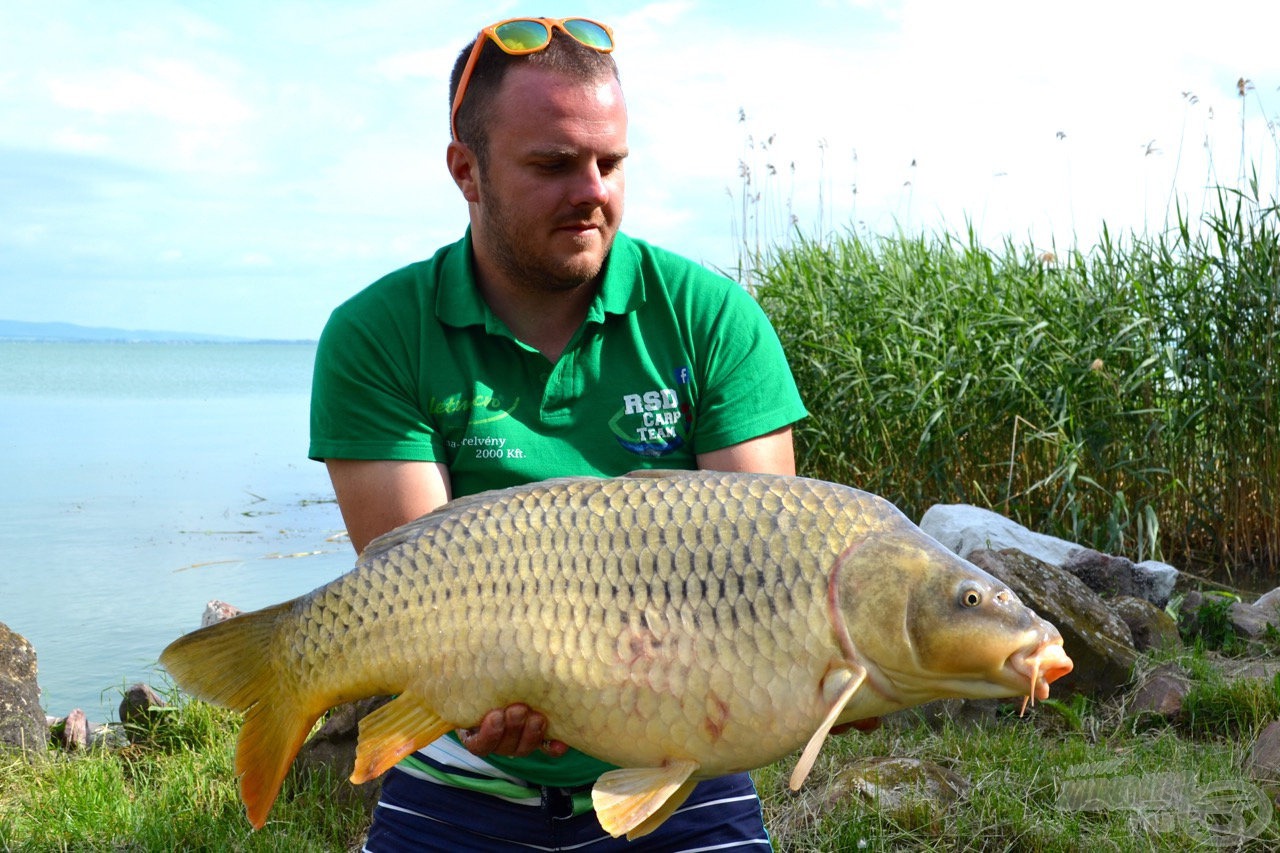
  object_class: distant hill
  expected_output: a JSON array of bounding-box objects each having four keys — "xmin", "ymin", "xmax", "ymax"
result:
[{"xmin": 0, "ymin": 319, "xmax": 288, "ymax": 343}]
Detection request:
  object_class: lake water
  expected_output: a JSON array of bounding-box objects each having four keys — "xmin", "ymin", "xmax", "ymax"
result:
[{"xmin": 0, "ymin": 341, "xmax": 353, "ymax": 720}]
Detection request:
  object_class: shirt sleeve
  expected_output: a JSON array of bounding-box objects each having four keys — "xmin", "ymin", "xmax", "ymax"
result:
[
  {"xmin": 308, "ymin": 287, "xmax": 445, "ymax": 463},
  {"xmin": 690, "ymin": 281, "xmax": 809, "ymax": 454}
]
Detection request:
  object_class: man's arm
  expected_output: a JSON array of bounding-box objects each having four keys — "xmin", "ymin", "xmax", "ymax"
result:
[
  {"xmin": 326, "ymin": 459, "xmax": 452, "ymax": 555},
  {"xmin": 695, "ymin": 425, "xmax": 796, "ymax": 476}
]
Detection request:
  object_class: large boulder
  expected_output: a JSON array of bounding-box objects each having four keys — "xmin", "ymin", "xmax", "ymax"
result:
[
  {"xmin": 919, "ymin": 504, "xmax": 1081, "ymax": 566},
  {"xmin": 968, "ymin": 549, "xmax": 1138, "ymax": 699},
  {"xmin": 919, "ymin": 504, "xmax": 1179, "ymax": 607},
  {"xmin": 1061, "ymin": 550, "xmax": 1178, "ymax": 608},
  {"xmin": 0, "ymin": 621, "xmax": 46, "ymax": 755},
  {"xmin": 1253, "ymin": 587, "xmax": 1280, "ymax": 624}
]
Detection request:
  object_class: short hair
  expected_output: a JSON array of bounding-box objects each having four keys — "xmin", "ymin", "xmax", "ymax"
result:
[{"xmin": 448, "ymin": 27, "xmax": 620, "ymax": 163}]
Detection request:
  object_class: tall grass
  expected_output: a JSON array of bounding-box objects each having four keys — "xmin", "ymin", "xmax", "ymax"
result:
[{"xmin": 753, "ymin": 184, "xmax": 1280, "ymax": 580}]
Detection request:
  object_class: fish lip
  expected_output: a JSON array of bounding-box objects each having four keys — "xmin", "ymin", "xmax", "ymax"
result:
[{"xmin": 1007, "ymin": 637, "xmax": 1074, "ymax": 700}]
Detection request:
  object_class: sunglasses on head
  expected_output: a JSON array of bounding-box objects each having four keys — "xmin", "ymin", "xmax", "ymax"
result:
[{"xmin": 450, "ymin": 17, "xmax": 615, "ymax": 142}]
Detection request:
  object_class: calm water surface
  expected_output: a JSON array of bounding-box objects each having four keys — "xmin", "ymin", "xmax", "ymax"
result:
[{"xmin": 0, "ymin": 341, "xmax": 352, "ymax": 719}]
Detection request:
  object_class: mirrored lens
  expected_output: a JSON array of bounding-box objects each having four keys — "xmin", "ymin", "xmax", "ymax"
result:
[
  {"xmin": 492, "ymin": 20, "xmax": 552, "ymax": 52},
  {"xmin": 562, "ymin": 19, "xmax": 613, "ymax": 50}
]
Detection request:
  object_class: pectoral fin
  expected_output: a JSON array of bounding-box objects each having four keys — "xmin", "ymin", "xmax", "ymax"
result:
[
  {"xmin": 592, "ymin": 759, "xmax": 700, "ymax": 839},
  {"xmin": 789, "ymin": 665, "xmax": 866, "ymax": 790},
  {"xmin": 351, "ymin": 694, "xmax": 454, "ymax": 783}
]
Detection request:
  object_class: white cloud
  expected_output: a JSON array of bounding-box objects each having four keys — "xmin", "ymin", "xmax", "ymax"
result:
[{"xmin": 48, "ymin": 60, "xmax": 253, "ymax": 125}]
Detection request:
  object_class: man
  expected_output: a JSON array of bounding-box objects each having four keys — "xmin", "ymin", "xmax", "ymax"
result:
[{"xmin": 309, "ymin": 17, "xmax": 807, "ymax": 851}]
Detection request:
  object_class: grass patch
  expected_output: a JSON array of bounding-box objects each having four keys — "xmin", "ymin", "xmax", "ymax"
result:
[
  {"xmin": 755, "ymin": 694, "xmax": 1278, "ymax": 851},
  {"xmin": 0, "ymin": 691, "xmax": 368, "ymax": 851},
  {"xmin": 2, "ymin": 662, "xmax": 1276, "ymax": 849}
]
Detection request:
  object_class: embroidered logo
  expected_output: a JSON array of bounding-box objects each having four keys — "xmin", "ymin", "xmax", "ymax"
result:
[{"xmin": 610, "ymin": 388, "xmax": 688, "ymax": 457}]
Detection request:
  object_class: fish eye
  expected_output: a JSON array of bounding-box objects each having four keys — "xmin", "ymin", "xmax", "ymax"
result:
[{"xmin": 959, "ymin": 586, "xmax": 983, "ymax": 607}]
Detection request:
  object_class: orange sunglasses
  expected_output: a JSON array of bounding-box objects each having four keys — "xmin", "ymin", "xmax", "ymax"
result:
[{"xmin": 450, "ymin": 17, "xmax": 615, "ymax": 141}]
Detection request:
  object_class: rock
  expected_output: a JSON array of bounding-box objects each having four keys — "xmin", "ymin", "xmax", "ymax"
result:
[
  {"xmin": 1178, "ymin": 592, "xmax": 1279, "ymax": 650},
  {"xmin": 0, "ymin": 621, "xmax": 45, "ymax": 755},
  {"xmin": 1253, "ymin": 587, "xmax": 1280, "ymax": 624},
  {"xmin": 1127, "ymin": 662, "xmax": 1190, "ymax": 719},
  {"xmin": 917, "ymin": 505, "xmax": 1179, "ymax": 607},
  {"xmin": 919, "ymin": 504, "xmax": 1082, "ymax": 566},
  {"xmin": 201, "ymin": 600, "xmax": 243, "ymax": 627},
  {"xmin": 820, "ymin": 757, "xmax": 970, "ymax": 829},
  {"xmin": 1220, "ymin": 659, "xmax": 1280, "ymax": 682},
  {"xmin": 293, "ymin": 696, "xmax": 393, "ymax": 815},
  {"xmin": 968, "ymin": 549, "xmax": 1138, "ymax": 699},
  {"xmin": 1109, "ymin": 596, "xmax": 1180, "ymax": 652},
  {"xmin": 119, "ymin": 683, "xmax": 166, "ymax": 737},
  {"xmin": 1134, "ymin": 561, "xmax": 1180, "ymax": 608},
  {"xmin": 1062, "ymin": 549, "xmax": 1135, "ymax": 597},
  {"xmin": 1062, "ymin": 550, "xmax": 1179, "ymax": 608},
  {"xmin": 1230, "ymin": 601, "xmax": 1275, "ymax": 641},
  {"xmin": 51, "ymin": 708, "xmax": 89, "ymax": 750},
  {"xmin": 1247, "ymin": 721, "xmax": 1280, "ymax": 792}
]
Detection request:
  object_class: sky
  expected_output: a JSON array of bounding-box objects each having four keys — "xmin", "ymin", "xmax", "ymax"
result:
[{"xmin": 3, "ymin": 0, "xmax": 1279, "ymax": 340}]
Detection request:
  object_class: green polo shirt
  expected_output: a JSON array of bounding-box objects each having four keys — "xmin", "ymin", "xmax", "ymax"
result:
[
  {"xmin": 310, "ymin": 230, "xmax": 806, "ymax": 493},
  {"xmin": 308, "ymin": 230, "xmax": 807, "ymax": 788}
]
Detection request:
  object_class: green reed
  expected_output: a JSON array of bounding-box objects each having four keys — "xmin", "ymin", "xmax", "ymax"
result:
[{"xmin": 753, "ymin": 186, "xmax": 1280, "ymax": 580}]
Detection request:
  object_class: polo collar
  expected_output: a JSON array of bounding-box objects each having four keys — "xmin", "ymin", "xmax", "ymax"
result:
[{"xmin": 435, "ymin": 230, "xmax": 646, "ymax": 332}]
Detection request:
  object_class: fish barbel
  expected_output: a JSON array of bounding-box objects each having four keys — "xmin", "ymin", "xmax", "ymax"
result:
[{"xmin": 160, "ymin": 469, "xmax": 1072, "ymax": 838}]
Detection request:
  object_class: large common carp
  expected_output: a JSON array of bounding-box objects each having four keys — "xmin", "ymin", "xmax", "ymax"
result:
[{"xmin": 160, "ymin": 470, "xmax": 1072, "ymax": 838}]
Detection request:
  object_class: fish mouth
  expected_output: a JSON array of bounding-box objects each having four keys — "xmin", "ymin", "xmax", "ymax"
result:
[{"xmin": 1008, "ymin": 637, "xmax": 1073, "ymax": 714}]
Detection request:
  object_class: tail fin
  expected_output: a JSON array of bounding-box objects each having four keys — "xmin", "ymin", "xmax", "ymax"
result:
[{"xmin": 159, "ymin": 601, "xmax": 323, "ymax": 829}]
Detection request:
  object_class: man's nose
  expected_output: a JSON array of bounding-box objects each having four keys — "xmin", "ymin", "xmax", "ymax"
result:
[{"xmin": 569, "ymin": 163, "xmax": 610, "ymax": 206}]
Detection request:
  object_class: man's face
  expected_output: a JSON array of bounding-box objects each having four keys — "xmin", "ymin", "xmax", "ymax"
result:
[{"xmin": 469, "ymin": 65, "xmax": 628, "ymax": 292}]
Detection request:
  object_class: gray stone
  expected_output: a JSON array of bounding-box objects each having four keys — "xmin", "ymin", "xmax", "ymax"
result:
[
  {"xmin": 1182, "ymin": 590, "xmax": 1280, "ymax": 649},
  {"xmin": 919, "ymin": 504, "xmax": 1083, "ymax": 565},
  {"xmin": 52, "ymin": 708, "xmax": 89, "ymax": 750},
  {"xmin": 201, "ymin": 599, "xmax": 243, "ymax": 627},
  {"xmin": 1109, "ymin": 595, "xmax": 1181, "ymax": 652},
  {"xmin": 1062, "ymin": 551, "xmax": 1179, "ymax": 608},
  {"xmin": 1133, "ymin": 561, "xmax": 1180, "ymax": 608},
  {"xmin": 1062, "ymin": 549, "xmax": 1135, "ymax": 597},
  {"xmin": 1247, "ymin": 721, "xmax": 1280, "ymax": 791},
  {"xmin": 821, "ymin": 756, "xmax": 970, "ymax": 828},
  {"xmin": 0, "ymin": 621, "xmax": 45, "ymax": 755},
  {"xmin": 969, "ymin": 548, "xmax": 1138, "ymax": 699},
  {"xmin": 293, "ymin": 695, "xmax": 393, "ymax": 816},
  {"xmin": 1253, "ymin": 587, "xmax": 1280, "ymax": 624},
  {"xmin": 1127, "ymin": 662, "xmax": 1190, "ymax": 719},
  {"xmin": 119, "ymin": 683, "xmax": 166, "ymax": 737},
  {"xmin": 1230, "ymin": 601, "xmax": 1275, "ymax": 641}
]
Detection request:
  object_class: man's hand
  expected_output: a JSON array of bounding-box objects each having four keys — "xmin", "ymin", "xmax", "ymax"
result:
[{"xmin": 457, "ymin": 704, "xmax": 569, "ymax": 758}]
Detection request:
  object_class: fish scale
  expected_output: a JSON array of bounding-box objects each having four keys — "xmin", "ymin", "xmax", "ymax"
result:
[{"xmin": 160, "ymin": 468, "xmax": 1072, "ymax": 839}]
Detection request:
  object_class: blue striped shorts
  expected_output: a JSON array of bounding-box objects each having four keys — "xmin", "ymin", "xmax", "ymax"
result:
[{"xmin": 362, "ymin": 768, "xmax": 773, "ymax": 852}]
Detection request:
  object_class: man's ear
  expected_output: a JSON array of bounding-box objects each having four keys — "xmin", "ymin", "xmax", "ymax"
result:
[{"xmin": 447, "ymin": 140, "xmax": 481, "ymax": 203}]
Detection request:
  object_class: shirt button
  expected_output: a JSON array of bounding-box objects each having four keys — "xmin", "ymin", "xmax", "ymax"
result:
[{"xmin": 539, "ymin": 372, "xmax": 550, "ymax": 383}]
